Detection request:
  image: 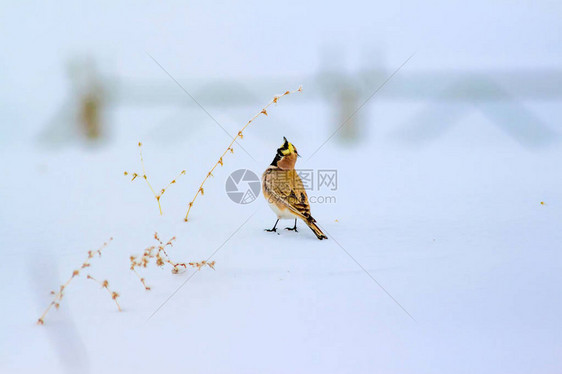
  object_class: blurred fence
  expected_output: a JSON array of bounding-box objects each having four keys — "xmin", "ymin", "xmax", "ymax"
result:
[{"xmin": 40, "ymin": 57, "xmax": 562, "ymax": 148}]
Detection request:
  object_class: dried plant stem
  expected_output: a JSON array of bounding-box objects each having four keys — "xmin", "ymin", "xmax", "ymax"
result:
[
  {"xmin": 37, "ymin": 273, "xmax": 74, "ymax": 325},
  {"xmin": 188, "ymin": 260, "xmax": 216, "ymax": 270},
  {"xmin": 130, "ymin": 232, "xmax": 216, "ymax": 290},
  {"xmin": 129, "ymin": 233, "xmax": 182, "ymax": 290},
  {"xmin": 37, "ymin": 238, "xmax": 113, "ymax": 325},
  {"xmin": 124, "ymin": 142, "xmax": 186, "ymax": 216},
  {"xmin": 139, "ymin": 144, "xmax": 161, "ymax": 214},
  {"xmin": 183, "ymin": 86, "xmax": 302, "ymax": 222},
  {"xmin": 87, "ymin": 275, "xmax": 122, "ymax": 312},
  {"xmin": 131, "ymin": 268, "xmax": 151, "ymax": 291}
]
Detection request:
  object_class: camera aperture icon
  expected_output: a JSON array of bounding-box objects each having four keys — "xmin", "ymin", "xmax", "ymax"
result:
[{"xmin": 225, "ymin": 169, "xmax": 261, "ymax": 204}]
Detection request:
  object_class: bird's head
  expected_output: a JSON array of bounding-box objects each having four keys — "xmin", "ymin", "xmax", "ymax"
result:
[{"xmin": 271, "ymin": 136, "xmax": 300, "ymax": 169}]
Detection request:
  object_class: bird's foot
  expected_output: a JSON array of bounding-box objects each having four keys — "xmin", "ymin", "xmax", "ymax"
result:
[
  {"xmin": 284, "ymin": 226, "xmax": 298, "ymax": 232},
  {"xmin": 264, "ymin": 228, "xmax": 277, "ymax": 233}
]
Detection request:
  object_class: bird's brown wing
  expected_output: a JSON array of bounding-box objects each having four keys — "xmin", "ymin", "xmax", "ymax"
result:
[{"xmin": 266, "ymin": 169, "xmax": 312, "ymax": 220}]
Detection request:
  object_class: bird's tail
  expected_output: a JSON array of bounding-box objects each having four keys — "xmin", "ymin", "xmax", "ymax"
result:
[{"xmin": 306, "ymin": 217, "xmax": 328, "ymax": 240}]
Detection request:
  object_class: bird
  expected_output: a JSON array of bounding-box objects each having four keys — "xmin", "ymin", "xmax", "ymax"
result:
[{"xmin": 262, "ymin": 137, "xmax": 328, "ymax": 240}]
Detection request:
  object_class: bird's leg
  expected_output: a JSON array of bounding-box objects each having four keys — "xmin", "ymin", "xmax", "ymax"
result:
[
  {"xmin": 285, "ymin": 219, "xmax": 298, "ymax": 232},
  {"xmin": 265, "ymin": 219, "xmax": 279, "ymax": 233}
]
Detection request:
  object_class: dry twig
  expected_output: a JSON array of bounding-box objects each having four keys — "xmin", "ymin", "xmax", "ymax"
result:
[
  {"xmin": 130, "ymin": 232, "xmax": 215, "ymax": 290},
  {"xmin": 37, "ymin": 238, "xmax": 116, "ymax": 325},
  {"xmin": 86, "ymin": 275, "xmax": 122, "ymax": 311},
  {"xmin": 183, "ymin": 86, "xmax": 302, "ymax": 222},
  {"xmin": 124, "ymin": 142, "xmax": 186, "ymax": 215}
]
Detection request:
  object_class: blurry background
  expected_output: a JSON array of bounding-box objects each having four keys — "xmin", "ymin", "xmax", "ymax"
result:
[
  {"xmin": 1, "ymin": 0, "xmax": 561, "ymax": 148},
  {"xmin": 1, "ymin": 1, "xmax": 562, "ymax": 373}
]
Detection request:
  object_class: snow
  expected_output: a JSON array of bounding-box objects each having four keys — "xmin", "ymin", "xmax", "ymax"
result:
[
  {"xmin": 2, "ymin": 1, "xmax": 562, "ymax": 373},
  {"xmin": 1, "ymin": 98, "xmax": 561, "ymax": 373}
]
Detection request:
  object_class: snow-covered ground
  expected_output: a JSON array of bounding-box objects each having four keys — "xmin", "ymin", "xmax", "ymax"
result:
[
  {"xmin": 1, "ymin": 97, "xmax": 561, "ymax": 373},
  {"xmin": 2, "ymin": 1, "xmax": 562, "ymax": 373}
]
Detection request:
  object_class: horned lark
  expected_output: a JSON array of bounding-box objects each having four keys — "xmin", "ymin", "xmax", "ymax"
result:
[{"xmin": 262, "ymin": 137, "xmax": 328, "ymax": 240}]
